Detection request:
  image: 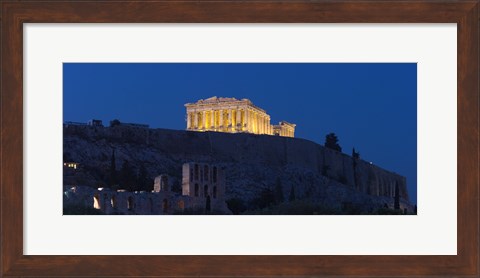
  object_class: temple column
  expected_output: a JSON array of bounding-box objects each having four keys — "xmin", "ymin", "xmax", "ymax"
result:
[
  {"xmin": 263, "ymin": 116, "xmax": 266, "ymax": 134},
  {"xmin": 265, "ymin": 117, "xmax": 268, "ymax": 134},
  {"xmin": 194, "ymin": 112, "xmax": 199, "ymax": 129},
  {"xmin": 260, "ymin": 115, "xmax": 263, "ymax": 134},
  {"xmin": 196, "ymin": 111, "xmax": 200, "ymax": 129},
  {"xmin": 206, "ymin": 110, "xmax": 209, "ymax": 129},
  {"xmin": 243, "ymin": 109, "xmax": 247, "ymax": 131},
  {"xmin": 204, "ymin": 111, "xmax": 208, "ymax": 129},
  {"xmin": 210, "ymin": 110, "xmax": 215, "ymax": 130},
  {"xmin": 191, "ymin": 112, "xmax": 195, "ymax": 129},
  {"xmin": 212, "ymin": 110, "xmax": 216, "ymax": 129},
  {"xmin": 205, "ymin": 111, "xmax": 209, "ymax": 130},
  {"xmin": 259, "ymin": 114, "xmax": 261, "ymax": 134},
  {"xmin": 187, "ymin": 112, "xmax": 191, "ymax": 129},
  {"xmin": 251, "ymin": 111, "xmax": 255, "ymax": 133},
  {"xmin": 242, "ymin": 109, "xmax": 246, "ymax": 131},
  {"xmin": 250, "ymin": 110, "xmax": 255, "ymax": 133},
  {"xmin": 219, "ymin": 109, "xmax": 223, "ymax": 130},
  {"xmin": 258, "ymin": 114, "xmax": 261, "ymax": 134},
  {"xmin": 228, "ymin": 109, "xmax": 232, "ymax": 131},
  {"xmin": 236, "ymin": 109, "xmax": 241, "ymax": 131},
  {"xmin": 265, "ymin": 118, "xmax": 268, "ymax": 134},
  {"xmin": 262, "ymin": 116, "xmax": 267, "ymax": 134},
  {"xmin": 246, "ymin": 109, "xmax": 251, "ymax": 132},
  {"xmin": 214, "ymin": 110, "xmax": 217, "ymax": 129},
  {"xmin": 244, "ymin": 110, "xmax": 248, "ymax": 132},
  {"xmin": 238, "ymin": 109, "xmax": 243, "ymax": 131},
  {"xmin": 251, "ymin": 112, "xmax": 255, "ymax": 133},
  {"xmin": 231, "ymin": 109, "xmax": 235, "ymax": 131}
]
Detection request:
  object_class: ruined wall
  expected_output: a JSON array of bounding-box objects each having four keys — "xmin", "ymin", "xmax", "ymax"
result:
[{"xmin": 64, "ymin": 186, "xmax": 230, "ymax": 215}]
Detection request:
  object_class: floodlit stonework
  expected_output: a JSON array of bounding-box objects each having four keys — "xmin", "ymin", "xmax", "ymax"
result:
[{"xmin": 185, "ymin": 96, "xmax": 296, "ymax": 137}]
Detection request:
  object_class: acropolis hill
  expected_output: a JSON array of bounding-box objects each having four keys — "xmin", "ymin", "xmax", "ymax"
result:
[{"xmin": 63, "ymin": 123, "xmax": 414, "ymax": 214}]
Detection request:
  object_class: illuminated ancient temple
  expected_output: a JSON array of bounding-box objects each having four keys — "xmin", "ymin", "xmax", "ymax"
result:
[{"xmin": 185, "ymin": 96, "xmax": 296, "ymax": 137}]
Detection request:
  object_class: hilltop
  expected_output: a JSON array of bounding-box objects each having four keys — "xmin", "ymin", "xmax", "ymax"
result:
[{"xmin": 63, "ymin": 124, "xmax": 414, "ymax": 214}]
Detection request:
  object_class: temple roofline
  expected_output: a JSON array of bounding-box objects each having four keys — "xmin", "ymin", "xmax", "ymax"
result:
[
  {"xmin": 185, "ymin": 96, "xmax": 267, "ymax": 114},
  {"xmin": 277, "ymin": 121, "xmax": 296, "ymax": 128}
]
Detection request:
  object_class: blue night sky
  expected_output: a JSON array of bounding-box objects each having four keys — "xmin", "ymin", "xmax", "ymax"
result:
[{"xmin": 63, "ymin": 63, "xmax": 417, "ymax": 204}]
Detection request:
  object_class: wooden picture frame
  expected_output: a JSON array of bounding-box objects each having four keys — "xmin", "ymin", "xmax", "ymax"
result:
[{"xmin": 1, "ymin": 1, "xmax": 478, "ymax": 276}]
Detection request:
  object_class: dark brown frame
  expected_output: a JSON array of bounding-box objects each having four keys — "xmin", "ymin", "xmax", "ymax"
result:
[{"xmin": 1, "ymin": 1, "xmax": 478, "ymax": 277}]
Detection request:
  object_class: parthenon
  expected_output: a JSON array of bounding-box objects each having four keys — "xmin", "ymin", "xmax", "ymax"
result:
[{"xmin": 185, "ymin": 97, "xmax": 296, "ymax": 137}]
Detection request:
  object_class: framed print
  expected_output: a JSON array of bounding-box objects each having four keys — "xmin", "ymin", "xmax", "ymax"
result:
[{"xmin": 1, "ymin": 1, "xmax": 478, "ymax": 277}]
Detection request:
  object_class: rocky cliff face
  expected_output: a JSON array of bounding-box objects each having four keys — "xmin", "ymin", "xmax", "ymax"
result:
[{"xmin": 63, "ymin": 125, "xmax": 414, "ymax": 213}]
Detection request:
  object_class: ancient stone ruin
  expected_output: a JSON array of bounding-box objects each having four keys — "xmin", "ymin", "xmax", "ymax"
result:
[{"xmin": 64, "ymin": 162, "xmax": 231, "ymax": 215}]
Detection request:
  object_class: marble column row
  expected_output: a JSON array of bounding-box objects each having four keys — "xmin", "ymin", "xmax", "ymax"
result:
[
  {"xmin": 245, "ymin": 109, "xmax": 271, "ymax": 135},
  {"xmin": 187, "ymin": 109, "xmax": 244, "ymax": 131},
  {"xmin": 187, "ymin": 108, "xmax": 272, "ymax": 135}
]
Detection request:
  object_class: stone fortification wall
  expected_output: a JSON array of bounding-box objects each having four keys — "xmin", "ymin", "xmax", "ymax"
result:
[{"xmin": 64, "ymin": 125, "xmax": 410, "ymax": 205}]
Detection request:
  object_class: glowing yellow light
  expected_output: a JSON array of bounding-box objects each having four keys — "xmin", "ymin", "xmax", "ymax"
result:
[{"xmin": 93, "ymin": 196, "xmax": 101, "ymax": 209}]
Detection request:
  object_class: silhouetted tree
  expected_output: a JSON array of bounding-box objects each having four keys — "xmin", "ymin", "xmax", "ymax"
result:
[
  {"xmin": 108, "ymin": 148, "xmax": 117, "ymax": 189},
  {"xmin": 226, "ymin": 198, "xmax": 247, "ymax": 215},
  {"xmin": 110, "ymin": 119, "xmax": 121, "ymax": 127},
  {"xmin": 136, "ymin": 164, "xmax": 150, "ymax": 191},
  {"xmin": 325, "ymin": 133, "xmax": 342, "ymax": 152},
  {"xmin": 274, "ymin": 177, "xmax": 284, "ymax": 204},
  {"xmin": 206, "ymin": 196, "xmax": 211, "ymax": 213},
  {"xmin": 120, "ymin": 160, "xmax": 135, "ymax": 191},
  {"xmin": 289, "ymin": 185, "xmax": 296, "ymax": 202},
  {"xmin": 352, "ymin": 147, "xmax": 360, "ymax": 189},
  {"xmin": 352, "ymin": 148, "xmax": 360, "ymax": 159},
  {"xmin": 252, "ymin": 188, "xmax": 275, "ymax": 209},
  {"xmin": 394, "ymin": 182, "xmax": 400, "ymax": 210}
]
